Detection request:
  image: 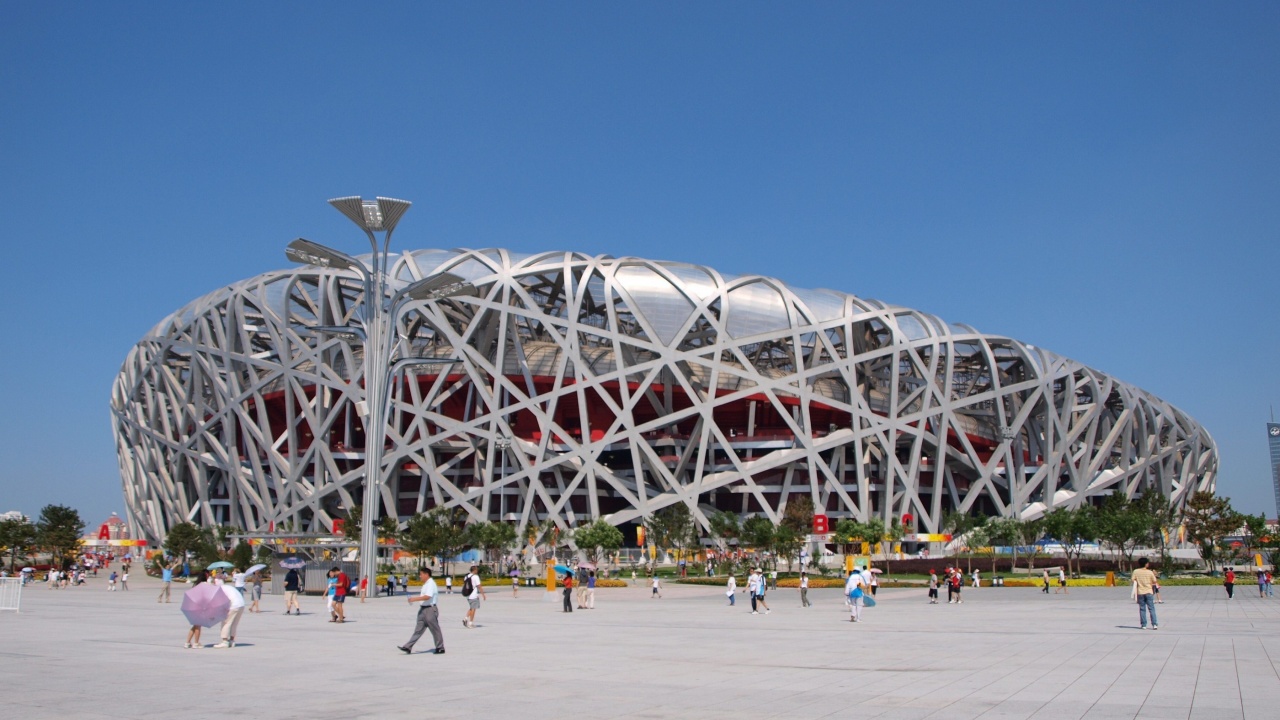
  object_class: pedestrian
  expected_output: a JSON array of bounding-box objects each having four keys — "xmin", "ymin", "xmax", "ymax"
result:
[
  {"xmin": 445, "ymin": 574, "xmax": 453, "ymax": 594},
  {"xmin": 949, "ymin": 569, "xmax": 963, "ymax": 604},
  {"xmin": 332, "ymin": 567, "xmax": 350, "ymax": 622},
  {"xmin": 386, "ymin": 573, "xmax": 396, "ymax": 597},
  {"xmin": 928, "ymin": 570, "xmax": 939, "ymax": 604},
  {"xmin": 324, "ymin": 569, "xmax": 338, "ymax": 619},
  {"xmin": 359, "ymin": 575, "xmax": 369, "ymax": 603},
  {"xmin": 108, "ymin": 570, "xmax": 117, "ymax": 591},
  {"xmin": 511, "ymin": 572, "xmax": 519, "ymax": 598},
  {"xmin": 157, "ymin": 560, "xmax": 178, "ymax": 603},
  {"xmin": 1056, "ymin": 567, "xmax": 1068, "ymax": 594},
  {"xmin": 232, "ymin": 568, "xmax": 246, "ymax": 597},
  {"xmin": 249, "ymin": 572, "xmax": 263, "ymax": 613},
  {"xmin": 1042, "ymin": 569, "xmax": 1051, "ymax": 594},
  {"xmin": 944, "ymin": 566, "xmax": 954, "ymax": 603},
  {"xmin": 213, "ymin": 579, "xmax": 246, "ymax": 648},
  {"xmin": 562, "ymin": 572, "xmax": 574, "ymax": 612},
  {"xmin": 1131, "ymin": 557, "xmax": 1159, "ymax": 629},
  {"xmin": 1259, "ymin": 570, "xmax": 1267, "ymax": 598},
  {"xmin": 650, "ymin": 574, "xmax": 662, "ymax": 599},
  {"xmin": 1266, "ymin": 570, "xmax": 1274, "ymax": 598},
  {"xmin": 800, "ymin": 572, "xmax": 812, "ymax": 608},
  {"xmin": 398, "ymin": 567, "xmax": 445, "ymax": 655},
  {"xmin": 399, "ymin": 575, "xmax": 408, "ymax": 596},
  {"xmin": 283, "ymin": 566, "xmax": 302, "ymax": 615},
  {"xmin": 972, "ymin": 568, "xmax": 980, "ymax": 588},
  {"xmin": 120, "ymin": 569, "xmax": 129, "ymax": 591},
  {"xmin": 1153, "ymin": 577, "xmax": 1163, "ymax": 603},
  {"xmin": 868, "ymin": 570, "xmax": 878, "ymax": 596},
  {"xmin": 576, "ymin": 569, "xmax": 589, "ymax": 608},
  {"xmin": 845, "ymin": 569, "xmax": 866, "ymax": 623},
  {"xmin": 462, "ymin": 565, "xmax": 485, "ymax": 628},
  {"xmin": 586, "ymin": 570, "xmax": 596, "ymax": 609},
  {"xmin": 185, "ymin": 570, "xmax": 208, "ymax": 648},
  {"xmin": 726, "ymin": 573, "xmax": 736, "ymax": 606},
  {"xmin": 1224, "ymin": 567, "xmax": 1235, "ymax": 599},
  {"xmin": 753, "ymin": 569, "xmax": 769, "ymax": 614},
  {"xmin": 769, "ymin": 568, "xmax": 778, "ymax": 590}
]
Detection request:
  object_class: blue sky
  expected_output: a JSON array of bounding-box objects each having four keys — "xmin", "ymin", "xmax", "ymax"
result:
[{"xmin": 2, "ymin": 3, "xmax": 1277, "ymax": 525}]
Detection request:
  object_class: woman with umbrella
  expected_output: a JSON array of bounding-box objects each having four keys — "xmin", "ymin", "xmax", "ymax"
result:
[{"xmin": 184, "ymin": 571, "xmax": 209, "ymax": 648}]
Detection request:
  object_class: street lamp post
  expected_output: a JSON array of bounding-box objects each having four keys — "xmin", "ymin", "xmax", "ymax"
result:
[{"xmin": 287, "ymin": 196, "xmax": 475, "ymax": 592}]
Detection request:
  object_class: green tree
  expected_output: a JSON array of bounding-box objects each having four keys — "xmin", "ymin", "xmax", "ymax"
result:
[
  {"xmin": 36, "ymin": 505, "xmax": 85, "ymax": 569},
  {"xmin": 882, "ymin": 518, "xmax": 906, "ymax": 575},
  {"xmin": 741, "ymin": 516, "xmax": 777, "ymax": 569},
  {"xmin": 773, "ymin": 524, "xmax": 805, "ymax": 572},
  {"xmin": 863, "ymin": 516, "xmax": 887, "ymax": 560},
  {"xmin": 471, "ymin": 521, "xmax": 520, "ymax": 574},
  {"xmin": 1014, "ymin": 517, "xmax": 1046, "ymax": 571},
  {"xmin": 164, "ymin": 522, "xmax": 213, "ymax": 565},
  {"xmin": 0, "ymin": 517, "xmax": 38, "ymax": 572},
  {"xmin": 644, "ymin": 504, "xmax": 695, "ymax": 567},
  {"xmin": 344, "ymin": 504, "xmax": 364, "ymax": 546},
  {"xmin": 400, "ymin": 511, "xmax": 443, "ymax": 566},
  {"xmin": 983, "ymin": 517, "xmax": 1021, "ymax": 573},
  {"xmin": 572, "ymin": 520, "xmax": 624, "ymax": 567},
  {"xmin": 1043, "ymin": 506, "xmax": 1097, "ymax": 578},
  {"xmin": 1238, "ymin": 512, "xmax": 1268, "ymax": 564},
  {"xmin": 230, "ymin": 541, "xmax": 254, "ymax": 570},
  {"xmin": 708, "ymin": 510, "xmax": 742, "ymax": 560},
  {"xmin": 1096, "ymin": 494, "xmax": 1148, "ymax": 570}
]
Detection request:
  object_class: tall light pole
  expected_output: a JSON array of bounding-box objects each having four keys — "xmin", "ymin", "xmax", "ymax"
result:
[{"xmin": 286, "ymin": 196, "xmax": 475, "ymax": 591}]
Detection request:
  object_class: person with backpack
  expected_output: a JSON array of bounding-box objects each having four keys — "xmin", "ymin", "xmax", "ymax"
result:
[
  {"xmin": 845, "ymin": 569, "xmax": 867, "ymax": 622},
  {"xmin": 462, "ymin": 565, "xmax": 485, "ymax": 628},
  {"xmin": 283, "ymin": 566, "xmax": 301, "ymax": 615}
]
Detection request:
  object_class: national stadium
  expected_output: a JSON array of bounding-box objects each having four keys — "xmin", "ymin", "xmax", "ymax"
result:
[{"xmin": 112, "ymin": 247, "xmax": 1218, "ymax": 547}]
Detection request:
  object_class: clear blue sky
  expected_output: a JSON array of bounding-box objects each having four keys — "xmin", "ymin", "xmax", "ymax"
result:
[{"xmin": 2, "ymin": 3, "xmax": 1277, "ymax": 526}]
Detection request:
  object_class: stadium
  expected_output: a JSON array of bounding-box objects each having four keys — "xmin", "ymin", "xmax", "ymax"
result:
[{"xmin": 112, "ymin": 247, "xmax": 1218, "ymax": 547}]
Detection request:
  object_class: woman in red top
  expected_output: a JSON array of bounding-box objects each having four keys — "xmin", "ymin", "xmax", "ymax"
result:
[
  {"xmin": 562, "ymin": 573, "xmax": 574, "ymax": 613},
  {"xmin": 1224, "ymin": 567, "xmax": 1235, "ymax": 599}
]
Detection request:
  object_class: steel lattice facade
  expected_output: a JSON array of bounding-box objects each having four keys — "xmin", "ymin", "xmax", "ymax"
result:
[{"xmin": 112, "ymin": 249, "xmax": 1217, "ymax": 545}]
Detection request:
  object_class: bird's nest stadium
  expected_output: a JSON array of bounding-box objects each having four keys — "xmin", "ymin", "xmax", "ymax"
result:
[{"xmin": 112, "ymin": 248, "xmax": 1217, "ymax": 546}]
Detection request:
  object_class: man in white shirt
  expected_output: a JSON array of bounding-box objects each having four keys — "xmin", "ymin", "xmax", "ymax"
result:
[
  {"xmin": 463, "ymin": 565, "xmax": 486, "ymax": 629},
  {"xmin": 213, "ymin": 581, "xmax": 246, "ymax": 648},
  {"xmin": 399, "ymin": 567, "xmax": 445, "ymax": 655},
  {"xmin": 799, "ymin": 572, "xmax": 812, "ymax": 608},
  {"xmin": 845, "ymin": 569, "xmax": 867, "ymax": 623}
]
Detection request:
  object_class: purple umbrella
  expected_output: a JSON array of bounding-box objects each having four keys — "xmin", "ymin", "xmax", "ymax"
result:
[{"xmin": 181, "ymin": 583, "xmax": 230, "ymax": 628}]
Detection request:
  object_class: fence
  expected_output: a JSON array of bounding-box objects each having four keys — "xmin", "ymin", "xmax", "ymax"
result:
[{"xmin": 0, "ymin": 577, "xmax": 21, "ymax": 612}]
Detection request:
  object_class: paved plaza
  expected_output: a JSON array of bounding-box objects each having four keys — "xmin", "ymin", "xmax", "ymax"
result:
[{"xmin": 3, "ymin": 572, "xmax": 1279, "ymax": 719}]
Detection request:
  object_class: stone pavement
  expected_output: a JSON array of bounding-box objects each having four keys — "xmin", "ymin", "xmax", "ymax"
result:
[{"xmin": 3, "ymin": 571, "xmax": 1279, "ymax": 719}]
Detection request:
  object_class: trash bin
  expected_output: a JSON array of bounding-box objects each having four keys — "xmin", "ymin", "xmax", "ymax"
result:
[
  {"xmin": 526, "ymin": 577, "xmax": 536, "ymax": 587},
  {"xmin": 994, "ymin": 576, "xmax": 1004, "ymax": 586}
]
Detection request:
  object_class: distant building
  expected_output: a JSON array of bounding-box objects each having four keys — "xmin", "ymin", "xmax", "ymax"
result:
[
  {"xmin": 1268, "ymin": 423, "xmax": 1280, "ymax": 519},
  {"xmin": 112, "ymin": 248, "xmax": 1218, "ymax": 546}
]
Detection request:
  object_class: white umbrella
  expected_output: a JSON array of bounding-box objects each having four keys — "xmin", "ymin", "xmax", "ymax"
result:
[{"xmin": 245, "ymin": 563, "xmax": 267, "ymax": 575}]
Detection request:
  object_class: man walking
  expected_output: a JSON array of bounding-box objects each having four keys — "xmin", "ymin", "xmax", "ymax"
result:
[
  {"xmin": 283, "ymin": 566, "xmax": 301, "ymax": 615},
  {"xmin": 799, "ymin": 572, "xmax": 812, "ymax": 608},
  {"xmin": 398, "ymin": 567, "xmax": 445, "ymax": 655},
  {"xmin": 1056, "ymin": 567, "xmax": 1068, "ymax": 594},
  {"xmin": 462, "ymin": 565, "xmax": 485, "ymax": 628},
  {"xmin": 586, "ymin": 570, "xmax": 596, "ymax": 609},
  {"xmin": 1224, "ymin": 567, "xmax": 1235, "ymax": 599},
  {"xmin": 332, "ymin": 567, "xmax": 349, "ymax": 623},
  {"xmin": 1132, "ymin": 557, "xmax": 1159, "ymax": 630},
  {"xmin": 726, "ymin": 573, "xmax": 736, "ymax": 606},
  {"xmin": 650, "ymin": 574, "xmax": 662, "ymax": 599}
]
